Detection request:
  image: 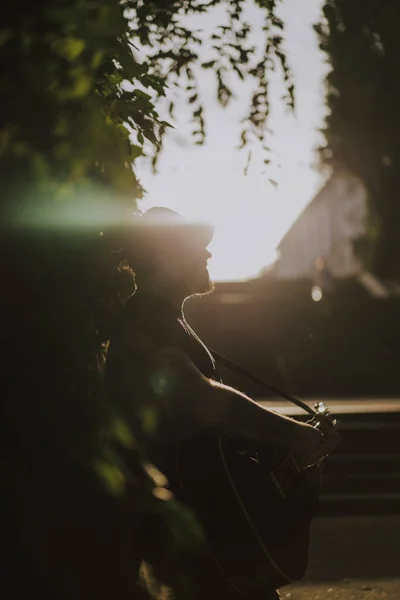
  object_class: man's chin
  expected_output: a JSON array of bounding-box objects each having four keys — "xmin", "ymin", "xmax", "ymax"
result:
[
  {"xmin": 200, "ymin": 279, "xmax": 215, "ymax": 295},
  {"xmin": 186, "ymin": 275, "xmax": 215, "ymax": 299},
  {"xmin": 201, "ymin": 272, "xmax": 215, "ymax": 294}
]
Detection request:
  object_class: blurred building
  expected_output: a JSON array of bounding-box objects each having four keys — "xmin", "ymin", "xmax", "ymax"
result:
[{"xmin": 273, "ymin": 171, "xmax": 367, "ymax": 280}]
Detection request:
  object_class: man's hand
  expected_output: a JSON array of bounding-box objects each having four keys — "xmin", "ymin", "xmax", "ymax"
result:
[{"xmin": 289, "ymin": 421, "xmax": 341, "ymax": 469}]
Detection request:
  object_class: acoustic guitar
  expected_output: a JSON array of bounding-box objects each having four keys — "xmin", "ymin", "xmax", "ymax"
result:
[{"xmin": 170, "ymin": 397, "xmax": 337, "ymax": 597}]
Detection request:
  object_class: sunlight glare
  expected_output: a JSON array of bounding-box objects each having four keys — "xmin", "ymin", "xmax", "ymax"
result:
[{"xmin": 137, "ymin": 0, "xmax": 328, "ymax": 281}]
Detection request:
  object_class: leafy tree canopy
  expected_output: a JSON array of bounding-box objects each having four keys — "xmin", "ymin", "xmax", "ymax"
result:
[
  {"xmin": 1, "ymin": 0, "xmax": 292, "ymax": 223},
  {"xmin": 317, "ymin": 0, "xmax": 400, "ymax": 278},
  {"xmin": 1, "ymin": 1, "xmax": 293, "ymax": 598}
]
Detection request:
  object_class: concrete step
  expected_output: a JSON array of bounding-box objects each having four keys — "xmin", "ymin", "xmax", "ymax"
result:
[
  {"xmin": 319, "ymin": 493, "xmax": 400, "ymax": 516},
  {"xmin": 324, "ymin": 453, "xmax": 400, "ymax": 476},
  {"xmin": 321, "ymin": 472, "xmax": 400, "ymax": 495}
]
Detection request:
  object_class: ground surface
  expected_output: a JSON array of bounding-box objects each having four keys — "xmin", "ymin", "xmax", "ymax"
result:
[
  {"xmin": 283, "ymin": 515, "xmax": 400, "ymax": 600},
  {"xmin": 284, "ymin": 579, "xmax": 399, "ymax": 600}
]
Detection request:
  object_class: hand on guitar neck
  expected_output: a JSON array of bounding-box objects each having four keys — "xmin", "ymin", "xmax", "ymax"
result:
[{"xmin": 287, "ymin": 418, "xmax": 341, "ymax": 470}]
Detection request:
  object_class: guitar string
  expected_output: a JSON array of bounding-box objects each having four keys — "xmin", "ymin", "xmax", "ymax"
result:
[
  {"xmin": 272, "ymin": 453, "xmax": 317, "ymax": 492},
  {"xmin": 273, "ymin": 458, "xmax": 297, "ymax": 489}
]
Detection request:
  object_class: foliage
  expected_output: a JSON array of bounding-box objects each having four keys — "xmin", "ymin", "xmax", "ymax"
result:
[
  {"xmin": 0, "ymin": 0, "xmax": 291, "ymax": 597},
  {"xmin": 0, "ymin": 0, "xmax": 165, "ymax": 209},
  {"xmin": 125, "ymin": 0, "xmax": 294, "ymax": 167},
  {"xmin": 1, "ymin": 0, "xmax": 293, "ymax": 209},
  {"xmin": 317, "ymin": 0, "xmax": 400, "ymax": 278}
]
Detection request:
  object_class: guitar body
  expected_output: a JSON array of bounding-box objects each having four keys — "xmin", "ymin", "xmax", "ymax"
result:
[{"xmin": 167, "ymin": 432, "xmax": 322, "ymax": 594}]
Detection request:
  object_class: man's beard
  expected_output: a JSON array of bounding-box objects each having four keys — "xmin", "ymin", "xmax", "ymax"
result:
[
  {"xmin": 184, "ymin": 267, "xmax": 214, "ymax": 300},
  {"xmin": 199, "ymin": 273, "xmax": 215, "ymax": 295}
]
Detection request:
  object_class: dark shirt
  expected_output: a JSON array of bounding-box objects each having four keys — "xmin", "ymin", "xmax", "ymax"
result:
[
  {"xmin": 106, "ymin": 291, "xmax": 219, "ymax": 443},
  {"xmin": 106, "ymin": 291, "xmax": 279, "ymax": 600}
]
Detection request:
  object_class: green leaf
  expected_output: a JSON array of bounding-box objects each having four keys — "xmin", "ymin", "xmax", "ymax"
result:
[
  {"xmin": 131, "ymin": 144, "xmax": 143, "ymax": 159},
  {"xmin": 52, "ymin": 36, "xmax": 86, "ymax": 61},
  {"xmin": 95, "ymin": 460, "xmax": 126, "ymax": 496},
  {"xmin": 201, "ymin": 60, "xmax": 216, "ymax": 69},
  {"xmin": 111, "ymin": 417, "xmax": 136, "ymax": 449}
]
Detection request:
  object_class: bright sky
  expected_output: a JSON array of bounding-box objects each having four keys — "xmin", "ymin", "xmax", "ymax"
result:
[{"xmin": 137, "ymin": 0, "xmax": 329, "ymax": 281}]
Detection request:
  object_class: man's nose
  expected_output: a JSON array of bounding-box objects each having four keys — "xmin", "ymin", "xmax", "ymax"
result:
[{"xmin": 205, "ymin": 249, "xmax": 212, "ymax": 259}]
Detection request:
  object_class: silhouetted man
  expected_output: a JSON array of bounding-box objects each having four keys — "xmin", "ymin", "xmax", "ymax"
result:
[{"xmin": 106, "ymin": 207, "xmax": 337, "ymax": 600}]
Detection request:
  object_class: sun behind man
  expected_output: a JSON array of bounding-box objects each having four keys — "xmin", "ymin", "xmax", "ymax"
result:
[{"xmin": 106, "ymin": 207, "xmax": 337, "ymax": 600}]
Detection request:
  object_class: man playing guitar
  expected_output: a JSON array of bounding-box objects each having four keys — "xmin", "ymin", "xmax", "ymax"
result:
[{"xmin": 106, "ymin": 207, "xmax": 339, "ymax": 600}]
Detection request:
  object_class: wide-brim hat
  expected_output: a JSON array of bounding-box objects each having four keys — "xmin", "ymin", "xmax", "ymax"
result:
[{"xmin": 129, "ymin": 207, "xmax": 214, "ymax": 249}]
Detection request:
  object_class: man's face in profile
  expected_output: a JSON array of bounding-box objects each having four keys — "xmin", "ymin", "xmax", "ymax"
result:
[{"xmin": 160, "ymin": 235, "xmax": 214, "ymax": 298}]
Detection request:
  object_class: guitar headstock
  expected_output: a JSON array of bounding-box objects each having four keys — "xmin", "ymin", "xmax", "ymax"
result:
[{"xmin": 311, "ymin": 401, "xmax": 338, "ymax": 438}]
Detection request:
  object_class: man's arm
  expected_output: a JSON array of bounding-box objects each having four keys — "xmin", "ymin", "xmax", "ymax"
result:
[
  {"xmin": 147, "ymin": 347, "xmax": 339, "ymax": 467},
  {"xmin": 107, "ymin": 321, "xmax": 338, "ymax": 467}
]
